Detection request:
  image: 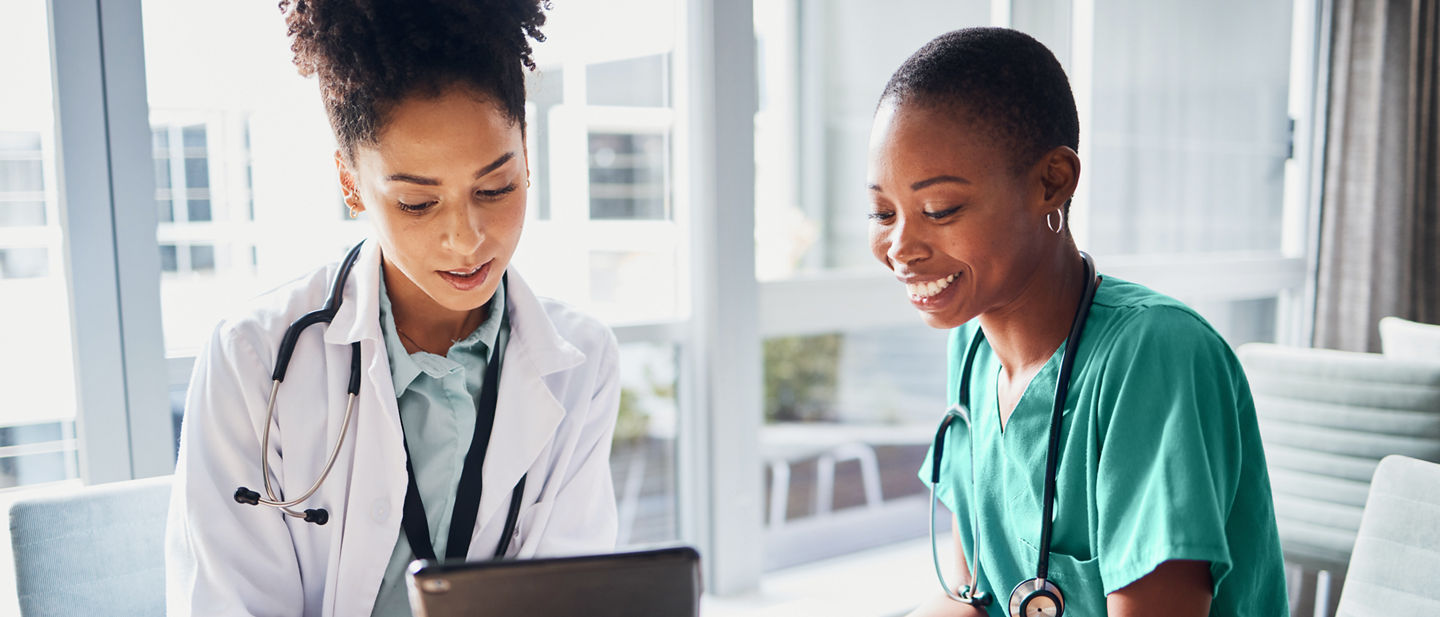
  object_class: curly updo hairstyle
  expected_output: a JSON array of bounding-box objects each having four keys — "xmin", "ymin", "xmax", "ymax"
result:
[
  {"xmin": 279, "ymin": 0, "xmax": 550, "ymax": 159},
  {"xmin": 880, "ymin": 27, "xmax": 1078, "ymax": 177}
]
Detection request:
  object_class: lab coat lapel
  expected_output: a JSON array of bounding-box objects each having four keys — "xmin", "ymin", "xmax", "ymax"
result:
[
  {"xmin": 473, "ymin": 268, "xmax": 585, "ymax": 542},
  {"xmin": 322, "ymin": 238, "xmax": 408, "ymax": 616},
  {"xmin": 324, "ymin": 238, "xmax": 382, "ymax": 347}
]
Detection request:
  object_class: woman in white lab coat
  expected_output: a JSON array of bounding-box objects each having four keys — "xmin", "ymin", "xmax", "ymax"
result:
[{"xmin": 164, "ymin": 1, "xmax": 620, "ymax": 615}]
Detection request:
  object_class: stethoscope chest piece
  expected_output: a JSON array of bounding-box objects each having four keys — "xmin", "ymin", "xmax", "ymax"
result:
[{"xmin": 1010, "ymin": 578, "xmax": 1063, "ymax": 617}]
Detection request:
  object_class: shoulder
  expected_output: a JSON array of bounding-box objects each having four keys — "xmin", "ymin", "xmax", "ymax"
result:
[
  {"xmin": 504, "ymin": 268, "xmax": 618, "ymax": 377},
  {"xmin": 204, "ymin": 263, "xmax": 338, "ymax": 363},
  {"xmin": 1081, "ymin": 278, "xmax": 1249, "ymax": 424},
  {"xmin": 535, "ymin": 294, "xmax": 619, "ymax": 361},
  {"xmin": 1086, "ymin": 277, "xmax": 1233, "ymax": 365}
]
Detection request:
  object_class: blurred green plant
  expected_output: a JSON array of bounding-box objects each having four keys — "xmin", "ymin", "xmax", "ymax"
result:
[
  {"xmin": 614, "ymin": 365, "xmax": 675, "ymax": 444},
  {"xmin": 615, "ymin": 387, "xmax": 650, "ymax": 444},
  {"xmin": 764, "ymin": 333, "xmax": 843, "ymax": 423}
]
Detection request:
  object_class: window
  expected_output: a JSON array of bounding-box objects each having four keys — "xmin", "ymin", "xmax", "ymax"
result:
[
  {"xmin": 0, "ymin": 2, "xmax": 85, "ymax": 611},
  {"xmin": 0, "ymin": 1, "xmax": 81, "ymax": 494},
  {"xmin": 22, "ymin": 0, "xmax": 1330, "ymax": 608}
]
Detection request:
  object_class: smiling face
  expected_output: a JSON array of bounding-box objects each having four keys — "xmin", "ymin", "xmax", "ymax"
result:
[
  {"xmin": 867, "ymin": 101, "xmax": 1075, "ymax": 329},
  {"xmin": 338, "ymin": 85, "xmax": 528, "ymax": 318}
]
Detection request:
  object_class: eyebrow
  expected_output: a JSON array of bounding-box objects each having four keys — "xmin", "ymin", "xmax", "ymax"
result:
[
  {"xmin": 385, "ymin": 151, "xmax": 517, "ymax": 186},
  {"xmin": 866, "ymin": 174, "xmax": 973, "ymax": 193},
  {"xmin": 910, "ymin": 175, "xmax": 970, "ymax": 191}
]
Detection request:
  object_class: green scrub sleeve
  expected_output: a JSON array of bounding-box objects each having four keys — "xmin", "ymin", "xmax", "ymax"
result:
[
  {"xmin": 916, "ymin": 326, "xmax": 972, "ymax": 515},
  {"xmin": 1092, "ymin": 307, "xmax": 1240, "ymax": 597}
]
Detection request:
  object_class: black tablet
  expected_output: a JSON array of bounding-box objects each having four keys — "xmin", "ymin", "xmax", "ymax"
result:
[{"xmin": 406, "ymin": 545, "xmax": 703, "ymax": 617}]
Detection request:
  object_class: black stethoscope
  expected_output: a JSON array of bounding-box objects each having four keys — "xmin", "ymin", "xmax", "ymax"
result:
[
  {"xmin": 928, "ymin": 252, "xmax": 1098, "ymax": 617},
  {"xmin": 233, "ymin": 240, "xmax": 528, "ymax": 561}
]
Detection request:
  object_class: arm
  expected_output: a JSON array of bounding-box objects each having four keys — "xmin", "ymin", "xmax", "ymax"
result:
[
  {"xmin": 905, "ymin": 516, "xmax": 988, "ymax": 617},
  {"xmin": 1107, "ymin": 560, "xmax": 1212, "ymax": 617},
  {"xmin": 165, "ymin": 325, "xmax": 304, "ymax": 617},
  {"xmin": 529, "ymin": 329, "xmax": 621, "ymax": 556}
]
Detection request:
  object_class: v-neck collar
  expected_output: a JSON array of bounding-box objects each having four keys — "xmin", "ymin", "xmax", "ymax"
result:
[{"xmin": 988, "ymin": 339, "xmax": 1065, "ymax": 436}]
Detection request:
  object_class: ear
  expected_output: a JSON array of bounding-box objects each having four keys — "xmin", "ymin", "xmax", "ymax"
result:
[
  {"xmin": 1038, "ymin": 146, "xmax": 1080, "ymax": 209},
  {"xmin": 522, "ymin": 140, "xmax": 532, "ymax": 187},
  {"xmin": 334, "ymin": 150, "xmax": 364, "ymax": 214}
]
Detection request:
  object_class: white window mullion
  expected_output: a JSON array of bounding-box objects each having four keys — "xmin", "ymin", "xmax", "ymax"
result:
[
  {"xmin": 682, "ymin": 0, "xmax": 762, "ymax": 595},
  {"xmin": 49, "ymin": 0, "xmax": 170, "ymax": 483}
]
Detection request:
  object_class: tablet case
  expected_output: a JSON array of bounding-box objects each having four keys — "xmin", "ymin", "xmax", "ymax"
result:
[{"xmin": 407, "ymin": 545, "xmax": 702, "ymax": 617}]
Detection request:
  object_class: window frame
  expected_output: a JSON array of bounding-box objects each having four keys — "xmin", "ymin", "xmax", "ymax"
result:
[
  {"xmin": 45, "ymin": 0, "xmax": 1329, "ymax": 601},
  {"xmin": 48, "ymin": 0, "xmax": 171, "ymax": 483}
]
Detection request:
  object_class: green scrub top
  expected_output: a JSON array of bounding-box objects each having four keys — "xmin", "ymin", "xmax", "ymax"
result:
[
  {"xmin": 370, "ymin": 275, "xmax": 508, "ymax": 617},
  {"xmin": 918, "ymin": 276, "xmax": 1287, "ymax": 616}
]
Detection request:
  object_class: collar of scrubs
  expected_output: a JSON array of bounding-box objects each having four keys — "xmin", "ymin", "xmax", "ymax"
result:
[{"xmin": 377, "ymin": 271, "xmax": 506, "ymax": 396}]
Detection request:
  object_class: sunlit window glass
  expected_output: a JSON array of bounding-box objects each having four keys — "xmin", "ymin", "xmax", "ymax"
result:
[{"xmin": 0, "ymin": 0, "xmax": 83, "ymax": 503}]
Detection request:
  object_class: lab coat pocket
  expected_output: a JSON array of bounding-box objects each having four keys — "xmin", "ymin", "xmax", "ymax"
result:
[
  {"xmin": 1019, "ymin": 539, "xmax": 1106, "ymax": 616},
  {"xmin": 512, "ymin": 499, "xmax": 554, "ymax": 558}
]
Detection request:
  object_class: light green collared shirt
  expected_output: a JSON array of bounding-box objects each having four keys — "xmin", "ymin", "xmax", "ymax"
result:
[{"xmin": 370, "ymin": 275, "xmax": 508, "ymax": 617}]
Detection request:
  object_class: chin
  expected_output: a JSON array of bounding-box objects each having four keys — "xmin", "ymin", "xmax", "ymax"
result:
[
  {"xmin": 427, "ymin": 283, "xmax": 498, "ymax": 312},
  {"xmin": 916, "ymin": 308, "xmax": 973, "ymax": 331}
]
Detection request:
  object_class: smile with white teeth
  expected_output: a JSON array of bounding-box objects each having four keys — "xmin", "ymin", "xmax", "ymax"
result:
[{"xmin": 906, "ymin": 273, "xmax": 959, "ymax": 299}]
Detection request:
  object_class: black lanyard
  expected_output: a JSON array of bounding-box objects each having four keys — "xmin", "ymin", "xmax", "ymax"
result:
[{"xmin": 396, "ymin": 280, "xmax": 528, "ymax": 562}]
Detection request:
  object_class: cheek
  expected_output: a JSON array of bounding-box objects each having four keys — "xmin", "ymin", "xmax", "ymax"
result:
[{"xmin": 868, "ymin": 224, "xmax": 890, "ymax": 264}]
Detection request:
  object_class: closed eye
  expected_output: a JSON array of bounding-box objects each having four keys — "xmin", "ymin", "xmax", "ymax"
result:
[
  {"xmin": 398, "ymin": 200, "xmax": 437, "ymax": 213},
  {"xmin": 867, "ymin": 211, "xmax": 895, "ymax": 222},
  {"xmin": 924, "ymin": 205, "xmax": 962, "ymax": 220},
  {"xmin": 477, "ymin": 184, "xmax": 517, "ymax": 200}
]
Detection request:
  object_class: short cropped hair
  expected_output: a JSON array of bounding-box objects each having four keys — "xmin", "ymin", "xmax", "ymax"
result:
[
  {"xmin": 280, "ymin": 0, "xmax": 549, "ymax": 158},
  {"xmin": 880, "ymin": 27, "xmax": 1079, "ymax": 174}
]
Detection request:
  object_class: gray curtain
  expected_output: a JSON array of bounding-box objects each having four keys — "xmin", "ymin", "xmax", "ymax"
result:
[{"xmin": 1315, "ymin": 0, "xmax": 1440, "ymax": 352}]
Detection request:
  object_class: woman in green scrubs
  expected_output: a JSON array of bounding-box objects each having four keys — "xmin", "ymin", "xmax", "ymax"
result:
[{"xmin": 865, "ymin": 29, "xmax": 1289, "ymax": 616}]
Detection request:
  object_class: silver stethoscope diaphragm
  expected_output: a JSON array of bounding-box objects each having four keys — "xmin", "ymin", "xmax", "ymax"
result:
[{"xmin": 1010, "ymin": 578, "xmax": 1064, "ymax": 617}]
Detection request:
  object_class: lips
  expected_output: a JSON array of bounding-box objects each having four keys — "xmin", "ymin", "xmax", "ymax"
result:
[{"xmin": 437, "ymin": 261, "xmax": 490, "ymax": 291}]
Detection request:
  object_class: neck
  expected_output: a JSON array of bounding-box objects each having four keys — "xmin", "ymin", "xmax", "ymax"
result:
[
  {"xmin": 977, "ymin": 241, "xmax": 1089, "ymax": 378},
  {"xmin": 381, "ymin": 257, "xmax": 485, "ymax": 354}
]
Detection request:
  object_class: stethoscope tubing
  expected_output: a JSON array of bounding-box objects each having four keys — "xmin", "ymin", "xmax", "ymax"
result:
[
  {"xmin": 254, "ymin": 387, "xmax": 360, "ymax": 516},
  {"xmin": 928, "ymin": 252, "xmax": 1097, "ymax": 616},
  {"xmin": 234, "ymin": 242, "xmax": 367, "ymax": 524}
]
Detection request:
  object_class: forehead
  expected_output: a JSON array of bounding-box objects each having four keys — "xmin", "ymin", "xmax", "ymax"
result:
[
  {"xmin": 867, "ymin": 101, "xmax": 1014, "ymax": 185},
  {"xmin": 361, "ymin": 88, "xmax": 521, "ymax": 170}
]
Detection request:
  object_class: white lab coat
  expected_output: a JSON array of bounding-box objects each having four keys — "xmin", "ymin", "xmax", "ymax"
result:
[{"xmin": 165, "ymin": 240, "xmax": 620, "ymax": 616}]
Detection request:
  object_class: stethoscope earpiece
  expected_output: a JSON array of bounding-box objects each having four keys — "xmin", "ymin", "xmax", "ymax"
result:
[{"xmin": 234, "ymin": 487, "xmax": 261, "ymax": 506}]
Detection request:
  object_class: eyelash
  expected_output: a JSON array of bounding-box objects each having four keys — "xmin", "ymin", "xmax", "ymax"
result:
[
  {"xmin": 398, "ymin": 200, "xmax": 437, "ymax": 213},
  {"xmin": 396, "ymin": 184, "xmax": 518, "ymax": 213},
  {"xmin": 477, "ymin": 184, "xmax": 517, "ymax": 200},
  {"xmin": 866, "ymin": 205, "xmax": 962, "ymax": 222},
  {"xmin": 925, "ymin": 205, "xmax": 962, "ymax": 220}
]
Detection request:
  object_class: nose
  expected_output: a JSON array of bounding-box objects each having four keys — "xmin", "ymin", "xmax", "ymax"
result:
[
  {"xmin": 443, "ymin": 200, "xmax": 485, "ymax": 257},
  {"xmin": 886, "ymin": 215, "xmax": 930, "ymax": 268}
]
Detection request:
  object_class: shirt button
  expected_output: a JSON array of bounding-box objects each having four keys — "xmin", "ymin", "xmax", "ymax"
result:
[{"xmin": 372, "ymin": 499, "xmax": 390, "ymax": 523}]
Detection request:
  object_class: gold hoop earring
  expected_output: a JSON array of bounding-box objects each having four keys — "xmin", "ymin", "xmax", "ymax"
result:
[{"xmin": 1045, "ymin": 208, "xmax": 1064, "ymax": 234}]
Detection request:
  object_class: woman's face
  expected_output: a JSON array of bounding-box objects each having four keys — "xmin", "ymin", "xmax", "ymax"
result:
[
  {"xmin": 340, "ymin": 86, "xmax": 528, "ymax": 315},
  {"xmin": 866, "ymin": 101, "xmax": 1066, "ymax": 330}
]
